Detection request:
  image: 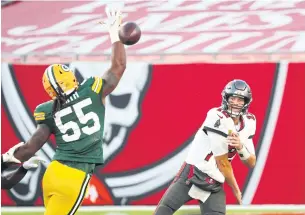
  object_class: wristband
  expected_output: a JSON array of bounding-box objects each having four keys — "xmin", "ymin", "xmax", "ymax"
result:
[
  {"xmin": 109, "ymin": 30, "xmax": 120, "ymax": 44},
  {"xmin": 237, "ymin": 145, "xmax": 251, "ymax": 160}
]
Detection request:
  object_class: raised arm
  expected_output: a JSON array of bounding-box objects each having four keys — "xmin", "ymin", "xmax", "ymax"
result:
[
  {"xmin": 100, "ymin": 7, "xmax": 126, "ymax": 100},
  {"xmin": 102, "ymin": 41, "xmax": 126, "ymax": 98}
]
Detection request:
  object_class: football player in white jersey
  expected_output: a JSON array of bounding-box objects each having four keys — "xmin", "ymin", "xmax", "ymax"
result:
[{"xmin": 154, "ymin": 80, "xmax": 256, "ymax": 215}]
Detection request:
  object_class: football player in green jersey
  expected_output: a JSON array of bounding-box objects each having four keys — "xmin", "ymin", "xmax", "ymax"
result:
[{"xmin": 13, "ymin": 7, "xmax": 126, "ymax": 215}]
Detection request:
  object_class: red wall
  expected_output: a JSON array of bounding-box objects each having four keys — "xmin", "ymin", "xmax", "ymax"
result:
[{"xmin": 1, "ymin": 62, "xmax": 304, "ymax": 206}]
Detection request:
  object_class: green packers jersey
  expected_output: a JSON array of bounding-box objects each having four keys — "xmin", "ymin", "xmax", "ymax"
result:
[{"xmin": 34, "ymin": 77, "xmax": 105, "ymax": 168}]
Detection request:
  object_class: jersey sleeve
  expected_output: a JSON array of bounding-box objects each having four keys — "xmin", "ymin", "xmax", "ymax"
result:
[
  {"xmin": 33, "ymin": 103, "xmax": 53, "ymax": 129},
  {"xmin": 82, "ymin": 76, "xmax": 104, "ymax": 96},
  {"xmin": 244, "ymin": 113, "xmax": 256, "ymax": 155},
  {"xmin": 244, "ymin": 138, "xmax": 255, "ymax": 155},
  {"xmin": 246, "ymin": 113, "xmax": 256, "ymax": 139},
  {"xmin": 202, "ymin": 108, "xmax": 235, "ymax": 138}
]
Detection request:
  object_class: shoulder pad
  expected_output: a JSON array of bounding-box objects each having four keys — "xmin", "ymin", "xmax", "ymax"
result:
[
  {"xmin": 81, "ymin": 76, "xmax": 103, "ymax": 94},
  {"xmin": 206, "ymin": 108, "xmax": 230, "ymax": 119},
  {"xmin": 245, "ymin": 112, "xmax": 256, "ymax": 138},
  {"xmin": 80, "ymin": 76, "xmax": 94, "ymax": 86},
  {"xmin": 203, "ymin": 107, "xmax": 235, "ymax": 135},
  {"xmin": 216, "ymin": 108, "xmax": 230, "ymax": 118},
  {"xmin": 246, "ymin": 112, "xmax": 256, "ymax": 121},
  {"xmin": 91, "ymin": 76, "xmax": 103, "ymax": 94},
  {"xmin": 34, "ymin": 101, "xmax": 52, "ymax": 121}
]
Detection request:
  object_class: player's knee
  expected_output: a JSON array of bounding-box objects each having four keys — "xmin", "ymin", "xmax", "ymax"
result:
[{"xmin": 154, "ymin": 203, "xmax": 176, "ymax": 215}]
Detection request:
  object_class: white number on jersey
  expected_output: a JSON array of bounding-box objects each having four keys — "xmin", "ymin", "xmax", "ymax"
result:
[{"xmin": 55, "ymin": 98, "xmax": 101, "ymax": 142}]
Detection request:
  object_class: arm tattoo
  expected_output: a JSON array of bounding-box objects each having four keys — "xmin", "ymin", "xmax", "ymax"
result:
[
  {"xmin": 101, "ymin": 41, "xmax": 126, "ymax": 98},
  {"xmin": 102, "ymin": 70, "xmax": 119, "ymax": 97}
]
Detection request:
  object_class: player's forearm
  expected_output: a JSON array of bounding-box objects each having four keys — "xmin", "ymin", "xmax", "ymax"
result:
[
  {"xmin": 14, "ymin": 125, "xmax": 50, "ymax": 162},
  {"xmin": 14, "ymin": 144, "xmax": 38, "ymax": 162},
  {"xmin": 217, "ymin": 160, "xmax": 240, "ymax": 193},
  {"xmin": 14, "ymin": 135, "xmax": 47, "ymax": 162},
  {"xmin": 110, "ymin": 41, "xmax": 126, "ymax": 74},
  {"xmin": 1, "ymin": 167, "xmax": 28, "ymax": 189},
  {"xmin": 101, "ymin": 41, "xmax": 127, "ymax": 98},
  {"xmin": 242, "ymin": 154, "xmax": 256, "ymax": 168},
  {"xmin": 237, "ymin": 145, "xmax": 256, "ymax": 168},
  {"xmin": 1, "ymin": 155, "xmax": 9, "ymax": 171}
]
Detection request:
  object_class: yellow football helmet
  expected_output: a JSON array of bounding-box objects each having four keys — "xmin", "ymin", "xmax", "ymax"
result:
[{"xmin": 42, "ymin": 64, "xmax": 79, "ymax": 100}]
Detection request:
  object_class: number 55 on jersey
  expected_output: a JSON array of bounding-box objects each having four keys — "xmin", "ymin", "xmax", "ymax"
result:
[{"xmin": 34, "ymin": 76, "xmax": 105, "ymax": 164}]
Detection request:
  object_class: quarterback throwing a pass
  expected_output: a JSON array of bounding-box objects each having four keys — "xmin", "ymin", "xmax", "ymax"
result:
[
  {"xmin": 155, "ymin": 80, "xmax": 257, "ymax": 215},
  {"xmin": 13, "ymin": 6, "xmax": 126, "ymax": 215}
]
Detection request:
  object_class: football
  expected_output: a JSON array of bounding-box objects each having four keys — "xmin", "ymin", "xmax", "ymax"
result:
[{"xmin": 119, "ymin": 22, "xmax": 141, "ymax": 45}]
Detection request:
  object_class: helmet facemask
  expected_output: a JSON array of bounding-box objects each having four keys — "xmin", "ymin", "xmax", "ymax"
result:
[
  {"xmin": 223, "ymin": 95, "xmax": 250, "ymax": 117},
  {"xmin": 221, "ymin": 80, "xmax": 252, "ymax": 117}
]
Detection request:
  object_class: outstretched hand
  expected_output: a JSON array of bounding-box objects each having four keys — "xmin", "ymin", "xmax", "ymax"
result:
[
  {"xmin": 2, "ymin": 142, "xmax": 25, "ymax": 163},
  {"xmin": 99, "ymin": 5, "xmax": 123, "ymax": 44},
  {"xmin": 23, "ymin": 156, "xmax": 46, "ymax": 170}
]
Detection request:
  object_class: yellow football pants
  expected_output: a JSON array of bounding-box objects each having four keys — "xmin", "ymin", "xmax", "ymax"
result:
[{"xmin": 42, "ymin": 160, "xmax": 91, "ymax": 215}]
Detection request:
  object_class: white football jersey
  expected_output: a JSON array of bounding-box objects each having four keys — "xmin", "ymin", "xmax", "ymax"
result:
[{"xmin": 185, "ymin": 107, "xmax": 256, "ymax": 183}]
